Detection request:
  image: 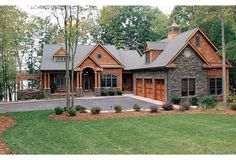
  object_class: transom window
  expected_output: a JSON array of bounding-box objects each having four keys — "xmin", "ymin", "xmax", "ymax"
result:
[
  {"xmin": 196, "ymin": 34, "xmax": 200, "ymax": 47},
  {"xmin": 181, "ymin": 78, "xmax": 195, "ymax": 97},
  {"xmin": 209, "ymin": 77, "xmax": 222, "ymax": 95},
  {"xmin": 101, "ymin": 74, "xmax": 118, "ymax": 88},
  {"xmin": 55, "ymin": 56, "xmax": 65, "ymax": 62},
  {"xmin": 145, "ymin": 52, "xmax": 150, "ymax": 64}
]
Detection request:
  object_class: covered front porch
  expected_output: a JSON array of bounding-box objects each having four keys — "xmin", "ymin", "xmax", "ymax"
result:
[{"xmin": 42, "ymin": 67, "xmax": 102, "ymax": 97}]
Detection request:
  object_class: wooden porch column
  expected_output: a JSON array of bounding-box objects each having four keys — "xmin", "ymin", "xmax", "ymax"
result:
[
  {"xmin": 47, "ymin": 73, "xmax": 50, "ymax": 89},
  {"xmin": 95, "ymin": 71, "xmax": 97, "ymax": 88},
  {"xmin": 44, "ymin": 73, "xmax": 47, "ymax": 89},
  {"xmin": 79, "ymin": 72, "xmax": 82, "ymax": 88},
  {"xmin": 76, "ymin": 72, "xmax": 79, "ymax": 88},
  {"xmin": 98, "ymin": 72, "xmax": 101, "ymax": 88}
]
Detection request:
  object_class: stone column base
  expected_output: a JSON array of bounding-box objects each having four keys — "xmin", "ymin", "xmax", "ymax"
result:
[
  {"xmin": 94, "ymin": 87, "xmax": 101, "ymax": 96},
  {"xmin": 44, "ymin": 88, "xmax": 51, "ymax": 98},
  {"xmin": 76, "ymin": 88, "xmax": 83, "ymax": 97}
]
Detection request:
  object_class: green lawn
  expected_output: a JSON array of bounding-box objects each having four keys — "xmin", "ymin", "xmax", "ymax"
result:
[{"xmin": 2, "ymin": 110, "xmax": 236, "ymax": 154}]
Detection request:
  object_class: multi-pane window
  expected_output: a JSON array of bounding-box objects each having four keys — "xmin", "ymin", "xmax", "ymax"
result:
[
  {"xmin": 196, "ymin": 35, "xmax": 200, "ymax": 47},
  {"xmin": 209, "ymin": 77, "xmax": 222, "ymax": 95},
  {"xmin": 145, "ymin": 52, "xmax": 150, "ymax": 64},
  {"xmin": 55, "ymin": 74, "xmax": 65, "ymax": 87},
  {"xmin": 181, "ymin": 78, "xmax": 195, "ymax": 96},
  {"xmin": 101, "ymin": 74, "xmax": 118, "ymax": 88},
  {"xmin": 55, "ymin": 56, "xmax": 65, "ymax": 62}
]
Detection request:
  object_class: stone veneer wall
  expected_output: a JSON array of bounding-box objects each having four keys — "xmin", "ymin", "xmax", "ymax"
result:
[
  {"xmin": 167, "ymin": 46, "xmax": 208, "ymax": 100},
  {"xmin": 133, "ymin": 70, "xmax": 167, "ymax": 100}
]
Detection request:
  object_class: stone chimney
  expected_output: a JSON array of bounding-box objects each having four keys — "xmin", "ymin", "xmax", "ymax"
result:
[{"xmin": 167, "ymin": 22, "xmax": 180, "ymax": 40}]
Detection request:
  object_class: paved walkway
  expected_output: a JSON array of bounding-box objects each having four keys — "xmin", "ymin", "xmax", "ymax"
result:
[{"xmin": 0, "ymin": 94, "xmax": 160, "ymax": 113}]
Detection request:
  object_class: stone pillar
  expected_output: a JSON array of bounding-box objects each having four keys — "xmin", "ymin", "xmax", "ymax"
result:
[{"xmin": 76, "ymin": 87, "xmax": 83, "ymax": 97}]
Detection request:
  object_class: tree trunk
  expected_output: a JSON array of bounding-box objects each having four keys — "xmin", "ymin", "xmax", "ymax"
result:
[{"xmin": 221, "ymin": 10, "xmax": 227, "ymax": 108}]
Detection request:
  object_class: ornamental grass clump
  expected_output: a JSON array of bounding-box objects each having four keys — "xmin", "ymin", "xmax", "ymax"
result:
[
  {"xmin": 162, "ymin": 102, "xmax": 174, "ymax": 111},
  {"xmin": 91, "ymin": 107, "xmax": 101, "ymax": 114}
]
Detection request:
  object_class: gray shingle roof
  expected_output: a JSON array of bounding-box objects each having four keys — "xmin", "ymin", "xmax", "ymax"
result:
[
  {"xmin": 41, "ymin": 28, "xmax": 198, "ymax": 71},
  {"xmin": 146, "ymin": 41, "xmax": 168, "ymax": 51},
  {"xmin": 127, "ymin": 28, "xmax": 198, "ymax": 70},
  {"xmin": 40, "ymin": 44, "xmax": 139, "ymax": 71}
]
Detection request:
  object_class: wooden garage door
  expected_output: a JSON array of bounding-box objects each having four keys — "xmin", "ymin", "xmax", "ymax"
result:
[
  {"xmin": 155, "ymin": 79, "xmax": 165, "ymax": 101},
  {"xmin": 144, "ymin": 79, "xmax": 152, "ymax": 98},
  {"xmin": 136, "ymin": 79, "xmax": 143, "ymax": 96}
]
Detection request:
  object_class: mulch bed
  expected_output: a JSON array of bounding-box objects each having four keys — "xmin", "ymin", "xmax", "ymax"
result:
[
  {"xmin": 0, "ymin": 116, "xmax": 16, "ymax": 154},
  {"xmin": 49, "ymin": 109, "xmax": 236, "ymax": 121}
]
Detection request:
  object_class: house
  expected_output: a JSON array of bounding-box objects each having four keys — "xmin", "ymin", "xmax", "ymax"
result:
[{"xmin": 40, "ymin": 22, "xmax": 232, "ymax": 101}]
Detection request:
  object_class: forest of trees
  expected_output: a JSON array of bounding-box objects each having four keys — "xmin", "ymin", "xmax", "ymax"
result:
[{"xmin": 1, "ymin": 5, "xmax": 236, "ymax": 102}]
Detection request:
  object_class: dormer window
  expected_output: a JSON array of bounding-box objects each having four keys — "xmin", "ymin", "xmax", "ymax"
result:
[
  {"xmin": 196, "ymin": 34, "xmax": 200, "ymax": 47},
  {"xmin": 55, "ymin": 56, "xmax": 65, "ymax": 62},
  {"xmin": 145, "ymin": 52, "xmax": 150, "ymax": 64}
]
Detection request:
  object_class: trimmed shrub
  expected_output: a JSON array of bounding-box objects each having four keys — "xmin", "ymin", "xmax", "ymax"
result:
[
  {"xmin": 75, "ymin": 105, "xmax": 87, "ymax": 113},
  {"xmin": 50, "ymin": 83, "xmax": 57, "ymax": 93},
  {"xmin": 91, "ymin": 107, "xmax": 101, "ymax": 114},
  {"xmin": 67, "ymin": 107, "xmax": 77, "ymax": 116},
  {"xmin": 114, "ymin": 105, "xmax": 122, "ymax": 113},
  {"xmin": 180, "ymin": 102, "xmax": 191, "ymax": 111},
  {"xmin": 54, "ymin": 106, "xmax": 64, "ymax": 115},
  {"xmin": 189, "ymin": 96, "xmax": 199, "ymax": 106},
  {"xmin": 101, "ymin": 90, "xmax": 108, "ymax": 96},
  {"xmin": 150, "ymin": 105, "xmax": 158, "ymax": 113},
  {"xmin": 162, "ymin": 102, "xmax": 174, "ymax": 111},
  {"xmin": 170, "ymin": 96, "xmax": 181, "ymax": 104},
  {"xmin": 231, "ymin": 104, "xmax": 236, "ymax": 110},
  {"xmin": 133, "ymin": 104, "xmax": 141, "ymax": 112},
  {"xmin": 116, "ymin": 89, "xmax": 123, "ymax": 95},
  {"xmin": 108, "ymin": 89, "xmax": 115, "ymax": 96},
  {"xmin": 200, "ymin": 96, "xmax": 216, "ymax": 109}
]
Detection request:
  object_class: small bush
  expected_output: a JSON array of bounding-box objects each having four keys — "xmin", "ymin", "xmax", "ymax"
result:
[
  {"xmin": 228, "ymin": 95, "xmax": 236, "ymax": 103},
  {"xmin": 179, "ymin": 102, "xmax": 191, "ymax": 111},
  {"xmin": 114, "ymin": 105, "xmax": 122, "ymax": 113},
  {"xmin": 170, "ymin": 96, "xmax": 181, "ymax": 104},
  {"xmin": 133, "ymin": 104, "xmax": 141, "ymax": 112},
  {"xmin": 108, "ymin": 89, "xmax": 115, "ymax": 96},
  {"xmin": 67, "ymin": 107, "xmax": 77, "ymax": 116},
  {"xmin": 91, "ymin": 107, "xmax": 101, "ymax": 114},
  {"xmin": 231, "ymin": 104, "xmax": 236, "ymax": 110},
  {"xmin": 150, "ymin": 105, "xmax": 158, "ymax": 113},
  {"xmin": 189, "ymin": 96, "xmax": 199, "ymax": 106},
  {"xmin": 54, "ymin": 106, "xmax": 64, "ymax": 115},
  {"xmin": 162, "ymin": 102, "xmax": 174, "ymax": 111},
  {"xmin": 116, "ymin": 89, "xmax": 123, "ymax": 95},
  {"xmin": 200, "ymin": 96, "xmax": 216, "ymax": 109},
  {"xmin": 75, "ymin": 105, "xmax": 87, "ymax": 113},
  {"xmin": 101, "ymin": 90, "xmax": 108, "ymax": 96}
]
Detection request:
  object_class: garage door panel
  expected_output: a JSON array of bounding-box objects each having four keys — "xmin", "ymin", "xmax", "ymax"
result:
[
  {"xmin": 136, "ymin": 79, "xmax": 143, "ymax": 96},
  {"xmin": 144, "ymin": 79, "xmax": 152, "ymax": 98},
  {"xmin": 155, "ymin": 79, "xmax": 165, "ymax": 101}
]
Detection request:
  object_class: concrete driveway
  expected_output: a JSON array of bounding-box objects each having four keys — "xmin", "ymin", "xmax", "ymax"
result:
[{"xmin": 0, "ymin": 96, "xmax": 158, "ymax": 113}]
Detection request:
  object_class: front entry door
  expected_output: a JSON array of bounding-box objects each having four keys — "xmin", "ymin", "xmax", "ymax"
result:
[{"xmin": 82, "ymin": 68, "xmax": 94, "ymax": 92}]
